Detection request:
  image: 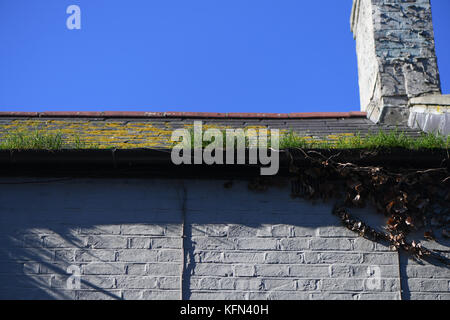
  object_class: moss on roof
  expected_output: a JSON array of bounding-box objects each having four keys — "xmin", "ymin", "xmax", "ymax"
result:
[
  {"xmin": 1, "ymin": 126, "xmax": 448, "ymax": 150},
  {"xmin": 0, "ymin": 116, "xmax": 439, "ymax": 150}
]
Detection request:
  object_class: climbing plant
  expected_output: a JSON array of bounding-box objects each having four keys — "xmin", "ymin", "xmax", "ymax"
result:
[{"xmin": 257, "ymin": 149, "xmax": 450, "ymax": 264}]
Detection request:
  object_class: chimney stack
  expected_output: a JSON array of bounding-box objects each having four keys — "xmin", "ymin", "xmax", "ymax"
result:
[{"xmin": 351, "ymin": 0, "xmax": 442, "ymax": 125}]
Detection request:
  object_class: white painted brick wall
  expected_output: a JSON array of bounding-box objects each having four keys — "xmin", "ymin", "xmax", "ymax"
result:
[{"xmin": 0, "ymin": 178, "xmax": 448, "ymax": 300}]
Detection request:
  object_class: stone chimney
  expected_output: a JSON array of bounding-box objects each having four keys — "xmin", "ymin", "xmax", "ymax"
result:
[{"xmin": 351, "ymin": 0, "xmax": 442, "ymax": 125}]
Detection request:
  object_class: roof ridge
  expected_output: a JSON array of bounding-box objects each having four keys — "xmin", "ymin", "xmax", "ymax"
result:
[{"xmin": 0, "ymin": 111, "xmax": 367, "ymax": 119}]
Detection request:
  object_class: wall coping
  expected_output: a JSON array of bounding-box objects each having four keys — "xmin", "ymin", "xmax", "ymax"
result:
[{"xmin": 409, "ymin": 94, "xmax": 450, "ymax": 107}]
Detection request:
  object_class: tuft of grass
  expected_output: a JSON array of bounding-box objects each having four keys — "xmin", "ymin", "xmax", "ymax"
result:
[
  {"xmin": 174, "ymin": 128, "xmax": 450, "ymax": 150},
  {"xmin": 173, "ymin": 128, "xmax": 269, "ymax": 149},
  {"xmin": 0, "ymin": 130, "xmax": 63, "ymax": 150},
  {"xmin": 281, "ymin": 129, "xmax": 450, "ymax": 150},
  {"xmin": 173, "ymin": 128, "xmax": 450, "ymax": 150},
  {"xmin": 0, "ymin": 130, "xmax": 100, "ymax": 150}
]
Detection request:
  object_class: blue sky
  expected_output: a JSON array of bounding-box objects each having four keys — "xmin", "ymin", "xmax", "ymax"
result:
[{"xmin": 0, "ymin": 0, "xmax": 449, "ymax": 113}]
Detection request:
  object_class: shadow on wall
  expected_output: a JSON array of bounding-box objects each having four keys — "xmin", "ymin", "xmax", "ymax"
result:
[
  {"xmin": 0, "ymin": 178, "xmax": 448, "ymax": 300},
  {"xmin": 0, "ymin": 179, "xmax": 184, "ymax": 300}
]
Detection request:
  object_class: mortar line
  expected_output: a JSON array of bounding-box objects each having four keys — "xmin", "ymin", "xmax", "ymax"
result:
[
  {"xmin": 179, "ymin": 181, "xmax": 188, "ymax": 301},
  {"xmin": 397, "ymin": 249, "xmax": 403, "ymax": 300}
]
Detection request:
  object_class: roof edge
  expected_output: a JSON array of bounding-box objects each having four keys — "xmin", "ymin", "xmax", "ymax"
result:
[
  {"xmin": 0, "ymin": 149, "xmax": 447, "ymax": 179},
  {"xmin": 0, "ymin": 111, "xmax": 367, "ymax": 119}
]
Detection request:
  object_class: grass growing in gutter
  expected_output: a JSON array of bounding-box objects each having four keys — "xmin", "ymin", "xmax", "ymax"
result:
[
  {"xmin": 0, "ymin": 131, "xmax": 95, "ymax": 150},
  {"xmin": 0, "ymin": 129, "xmax": 448, "ymax": 150},
  {"xmin": 280, "ymin": 130, "xmax": 450, "ymax": 150},
  {"xmin": 175, "ymin": 128, "xmax": 449, "ymax": 150}
]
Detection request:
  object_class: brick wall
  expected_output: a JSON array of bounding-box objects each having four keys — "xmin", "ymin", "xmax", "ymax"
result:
[{"xmin": 0, "ymin": 178, "xmax": 448, "ymax": 300}]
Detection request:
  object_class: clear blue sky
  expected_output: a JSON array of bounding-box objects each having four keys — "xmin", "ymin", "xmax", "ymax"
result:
[{"xmin": 0, "ymin": 0, "xmax": 449, "ymax": 113}]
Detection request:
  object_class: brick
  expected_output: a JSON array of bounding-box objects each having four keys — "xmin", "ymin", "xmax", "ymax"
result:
[
  {"xmin": 295, "ymin": 279, "xmax": 317, "ymax": 291},
  {"xmin": 311, "ymin": 238, "xmax": 351, "ymax": 251},
  {"xmin": 191, "ymin": 224, "xmax": 228, "ymax": 237},
  {"xmin": 142, "ymin": 290, "xmax": 180, "ymax": 300},
  {"xmin": 271, "ymin": 225, "xmax": 292, "ymax": 237},
  {"xmin": 193, "ymin": 238, "xmax": 236, "ymax": 250},
  {"xmin": 320, "ymin": 279, "xmax": 365, "ymax": 291},
  {"xmin": 151, "ymin": 238, "xmax": 182, "ymax": 249},
  {"xmin": 128, "ymin": 237, "xmax": 151, "ymax": 249},
  {"xmin": 86, "ymin": 236, "xmax": 127, "ymax": 249},
  {"xmin": 126, "ymin": 264, "xmax": 147, "ymax": 275},
  {"xmin": 319, "ymin": 252, "xmax": 362, "ymax": 264},
  {"xmin": 309, "ymin": 292, "xmax": 359, "ymax": 300},
  {"xmin": 223, "ymin": 252, "xmax": 264, "ymax": 263},
  {"xmin": 55, "ymin": 249, "xmax": 74, "ymax": 262},
  {"xmin": 83, "ymin": 263, "xmax": 126, "ymax": 275},
  {"xmin": 158, "ymin": 250, "xmax": 182, "ymax": 262},
  {"xmin": 329, "ymin": 264, "xmax": 353, "ymax": 278},
  {"xmin": 249, "ymin": 291, "xmax": 309, "ymax": 300},
  {"xmin": 158, "ymin": 277, "xmax": 179, "ymax": 289},
  {"xmin": 406, "ymin": 265, "xmax": 450, "ymax": 279},
  {"xmin": 220, "ymin": 278, "xmax": 236, "ymax": 290},
  {"xmin": 288, "ymin": 265, "xmax": 329, "ymax": 278},
  {"xmin": 352, "ymin": 265, "xmax": 399, "ymax": 278},
  {"xmin": 227, "ymin": 225, "xmax": 258, "ymax": 237},
  {"xmin": 23, "ymin": 234, "xmax": 43, "ymax": 247},
  {"xmin": 74, "ymin": 249, "xmax": 116, "ymax": 262},
  {"xmin": 262, "ymin": 279, "xmax": 296, "ymax": 291},
  {"xmin": 164, "ymin": 225, "xmax": 182, "ymax": 237},
  {"xmin": 255, "ymin": 265, "xmax": 289, "ymax": 277},
  {"xmin": 316, "ymin": 226, "xmax": 357, "ymax": 238},
  {"xmin": 377, "ymin": 279, "xmax": 400, "ymax": 292},
  {"xmin": 116, "ymin": 276, "xmax": 158, "ymax": 289},
  {"xmin": 122, "ymin": 290, "xmax": 143, "ymax": 300},
  {"xmin": 197, "ymin": 277, "xmax": 220, "ymax": 290},
  {"xmin": 76, "ymin": 290, "xmax": 122, "ymax": 300},
  {"xmin": 121, "ymin": 225, "xmax": 165, "ymax": 236},
  {"xmin": 408, "ymin": 279, "xmax": 449, "ymax": 292},
  {"xmin": 51, "ymin": 275, "xmax": 116, "ymax": 290},
  {"xmin": 438, "ymin": 293, "xmax": 450, "ymax": 300},
  {"xmin": 0, "ymin": 274, "xmax": 52, "ymax": 288},
  {"xmin": 193, "ymin": 264, "xmax": 233, "ymax": 277},
  {"xmin": 303, "ymin": 251, "xmax": 321, "ymax": 264},
  {"xmin": 189, "ymin": 291, "xmax": 247, "ymax": 300},
  {"xmin": 292, "ymin": 226, "xmax": 316, "ymax": 237},
  {"xmin": 362, "ymin": 253, "xmax": 398, "ymax": 265},
  {"xmin": 236, "ymin": 239, "xmax": 278, "ymax": 250},
  {"xmin": 234, "ymin": 265, "xmax": 255, "ymax": 277},
  {"xmin": 80, "ymin": 225, "xmax": 120, "ymax": 235},
  {"xmin": 194, "ymin": 251, "xmax": 223, "ymax": 263},
  {"xmin": 235, "ymin": 278, "xmax": 264, "ymax": 291},
  {"xmin": 359, "ymin": 293, "xmax": 401, "ymax": 300},
  {"xmin": 23, "ymin": 262, "xmax": 40, "ymax": 274},
  {"xmin": 279, "ymin": 238, "xmax": 309, "ymax": 251},
  {"xmin": 116, "ymin": 250, "xmax": 158, "ymax": 262},
  {"xmin": 145, "ymin": 263, "xmax": 180, "ymax": 277},
  {"xmin": 256, "ymin": 225, "xmax": 273, "ymax": 237},
  {"xmin": 43, "ymin": 235, "xmax": 83, "ymax": 248},
  {"xmin": 264, "ymin": 252, "xmax": 304, "ymax": 264},
  {"xmin": 353, "ymin": 238, "xmax": 375, "ymax": 251},
  {"xmin": 39, "ymin": 262, "xmax": 77, "ymax": 274},
  {"xmin": 374, "ymin": 243, "xmax": 393, "ymax": 252},
  {"xmin": 409, "ymin": 293, "xmax": 440, "ymax": 300}
]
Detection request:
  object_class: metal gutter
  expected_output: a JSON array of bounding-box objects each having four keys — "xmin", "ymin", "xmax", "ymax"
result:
[{"xmin": 0, "ymin": 149, "xmax": 447, "ymax": 179}]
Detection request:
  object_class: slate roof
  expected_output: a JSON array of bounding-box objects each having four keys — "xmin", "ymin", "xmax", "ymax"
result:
[{"xmin": 0, "ymin": 111, "xmax": 423, "ymax": 149}]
